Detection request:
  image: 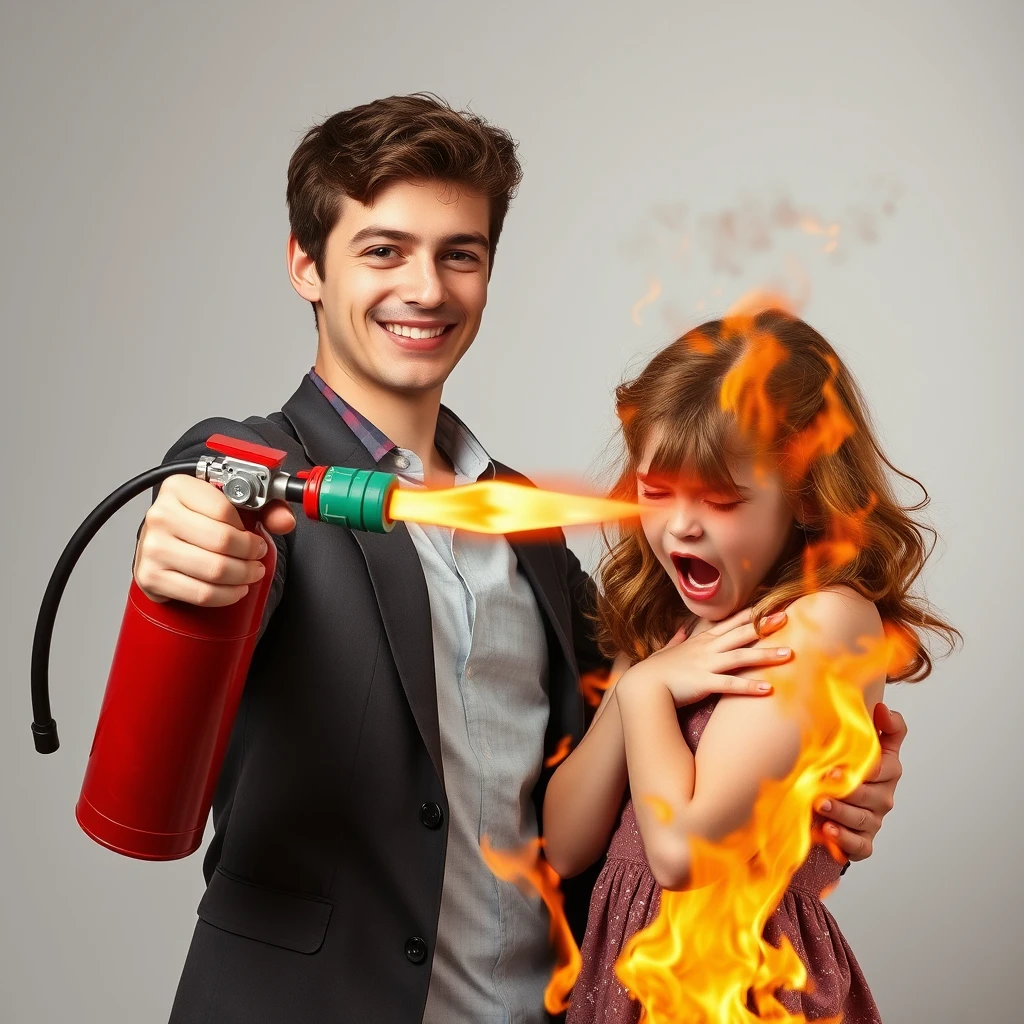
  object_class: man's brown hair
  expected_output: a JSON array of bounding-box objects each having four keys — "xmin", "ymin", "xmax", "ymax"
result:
[{"xmin": 286, "ymin": 93, "xmax": 523, "ymax": 280}]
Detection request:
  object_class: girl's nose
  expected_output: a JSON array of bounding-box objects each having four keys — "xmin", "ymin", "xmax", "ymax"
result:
[{"xmin": 667, "ymin": 504, "xmax": 703, "ymax": 541}]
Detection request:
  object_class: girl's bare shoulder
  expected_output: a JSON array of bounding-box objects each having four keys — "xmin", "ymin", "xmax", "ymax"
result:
[{"xmin": 780, "ymin": 586, "xmax": 883, "ymax": 654}]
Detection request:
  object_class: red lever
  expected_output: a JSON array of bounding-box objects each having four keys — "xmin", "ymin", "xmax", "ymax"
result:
[{"xmin": 205, "ymin": 434, "xmax": 288, "ymax": 471}]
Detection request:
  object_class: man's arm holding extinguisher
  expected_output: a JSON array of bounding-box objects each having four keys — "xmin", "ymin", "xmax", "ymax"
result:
[{"xmin": 133, "ymin": 425, "xmax": 297, "ymax": 610}]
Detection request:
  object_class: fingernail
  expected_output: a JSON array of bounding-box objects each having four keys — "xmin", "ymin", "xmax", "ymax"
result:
[
  {"xmin": 257, "ymin": 540, "xmax": 268, "ymax": 557},
  {"xmin": 769, "ymin": 612, "xmax": 787, "ymax": 624},
  {"xmin": 819, "ymin": 799, "xmax": 832, "ymax": 813},
  {"xmin": 830, "ymin": 767, "xmax": 844, "ymax": 780},
  {"xmin": 776, "ymin": 647, "xmax": 791, "ymax": 657},
  {"xmin": 824, "ymin": 823, "xmax": 839, "ymax": 836},
  {"xmin": 757, "ymin": 683, "xmax": 772, "ymax": 693}
]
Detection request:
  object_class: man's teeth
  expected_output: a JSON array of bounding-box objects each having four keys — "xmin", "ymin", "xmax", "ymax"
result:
[{"xmin": 382, "ymin": 323, "xmax": 448, "ymax": 340}]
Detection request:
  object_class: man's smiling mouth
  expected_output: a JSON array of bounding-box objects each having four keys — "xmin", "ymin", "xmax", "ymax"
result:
[{"xmin": 380, "ymin": 322, "xmax": 452, "ymax": 340}]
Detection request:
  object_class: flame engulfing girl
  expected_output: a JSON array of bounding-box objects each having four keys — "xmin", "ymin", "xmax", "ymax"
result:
[{"xmin": 544, "ymin": 309, "xmax": 959, "ymax": 1022}]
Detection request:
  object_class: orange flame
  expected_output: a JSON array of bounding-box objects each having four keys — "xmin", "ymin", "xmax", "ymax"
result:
[
  {"xmin": 801, "ymin": 494, "xmax": 877, "ymax": 586},
  {"xmin": 480, "ymin": 837, "xmax": 582, "ymax": 1014},
  {"xmin": 614, "ymin": 627, "xmax": 894, "ymax": 1023},
  {"xmin": 544, "ymin": 735, "xmax": 574, "ymax": 768},
  {"xmin": 783, "ymin": 356, "xmax": 856, "ymax": 482},
  {"xmin": 579, "ymin": 666, "xmax": 626, "ymax": 708},
  {"xmin": 718, "ymin": 320, "xmax": 790, "ymax": 449},
  {"xmin": 387, "ymin": 481, "xmax": 640, "ymax": 535}
]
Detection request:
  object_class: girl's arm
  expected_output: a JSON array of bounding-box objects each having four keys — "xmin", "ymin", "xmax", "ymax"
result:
[
  {"xmin": 618, "ymin": 589, "xmax": 887, "ymax": 891},
  {"xmin": 543, "ymin": 653, "xmax": 632, "ymax": 879}
]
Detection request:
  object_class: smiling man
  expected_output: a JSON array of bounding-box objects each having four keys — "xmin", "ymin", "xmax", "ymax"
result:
[{"xmin": 130, "ymin": 94, "xmax": 908, "ymax": 1024}]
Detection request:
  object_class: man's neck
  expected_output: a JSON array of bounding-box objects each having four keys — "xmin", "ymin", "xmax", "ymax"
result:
[{"xmin": 314, "ymin": 353, "xmax": 453, "ymax": 485}]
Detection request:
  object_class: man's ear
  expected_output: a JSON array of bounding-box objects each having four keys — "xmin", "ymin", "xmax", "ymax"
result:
[{"xmin": 287, "ymin": 234, "xmax": 322, "ymax": 303}]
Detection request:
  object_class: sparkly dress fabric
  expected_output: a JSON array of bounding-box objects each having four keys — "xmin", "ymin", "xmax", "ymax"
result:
[{"xmin": 566, "ymin": 696, "xmax": 881, "ymax": 1023}]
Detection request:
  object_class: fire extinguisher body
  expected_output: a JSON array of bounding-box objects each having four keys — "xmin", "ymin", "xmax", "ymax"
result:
[{"xmin": 76, "ymin": 526, "xmax": 276, "ymax": 860}]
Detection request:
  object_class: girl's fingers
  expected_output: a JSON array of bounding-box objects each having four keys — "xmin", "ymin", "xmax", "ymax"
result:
[
  {"xmin": 721, "ymin": 645, "xmax": 792, "ymax": 671},
  {"xmin": 662, "ymin": 624, "xmax": 690, "ymax": 650},
  {"xmin": 713, "ymin": 674, "xmax": 773, "ymax": 695},
  {"xmin": 705, "ymin": 606, "xmax": 755, "ymax": 637},
  {"xmin": 714, "ymin": 622, "xmax": 762, "ymax": 651}
]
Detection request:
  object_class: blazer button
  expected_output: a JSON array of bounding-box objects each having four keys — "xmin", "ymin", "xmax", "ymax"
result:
[
  {"xmin": 419, "ymin": 802, "xmax": 443, "ymax": 829},
  {"xmin": 405, "ymin": 936, "xmax": 428, "ymax": 964}
]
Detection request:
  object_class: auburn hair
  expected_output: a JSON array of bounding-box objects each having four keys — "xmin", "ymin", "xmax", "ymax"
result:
[{"xmin": 594, "ymin": 308, "xmax": 960, "ymax": 682}]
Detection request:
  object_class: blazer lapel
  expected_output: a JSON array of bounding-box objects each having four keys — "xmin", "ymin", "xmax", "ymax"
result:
[{"xmin": 281, "ymin": 379, "xmax": 444, "ymax": 784}]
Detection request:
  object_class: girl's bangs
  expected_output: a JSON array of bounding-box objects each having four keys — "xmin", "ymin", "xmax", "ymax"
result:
[{"xmin": 645, "ymin": 406, "xmax": 752, "ymax": 497}]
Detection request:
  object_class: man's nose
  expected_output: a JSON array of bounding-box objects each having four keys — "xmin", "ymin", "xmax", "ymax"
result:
[{"xmin": 400, "ymin": 255, "xmax": 448, "ymax": 308}]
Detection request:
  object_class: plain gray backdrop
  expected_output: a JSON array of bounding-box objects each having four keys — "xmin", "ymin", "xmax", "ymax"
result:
[{"xmin": 2, "ymin": 1, "xmax": 1019, "ymax": 1020}]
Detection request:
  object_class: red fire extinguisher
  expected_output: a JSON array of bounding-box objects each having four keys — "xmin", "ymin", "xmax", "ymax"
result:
[{"xmin": 31, "ymin": 434, "xmax": 397, "ymax": 860}]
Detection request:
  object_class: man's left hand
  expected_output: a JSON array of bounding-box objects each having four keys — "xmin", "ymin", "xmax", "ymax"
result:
[{"xmin": 817, "ymin": 702, "xmax": 907, "ymax": 862}]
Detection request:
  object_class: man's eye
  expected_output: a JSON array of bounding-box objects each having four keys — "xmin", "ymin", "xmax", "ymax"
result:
[
  {"xmin": 445, "ymin": 251, "xmax": 479, "ymax": 263},
  {"xmin": 366, "ymin": 247, "xmax": 398, "ymax": 259}
]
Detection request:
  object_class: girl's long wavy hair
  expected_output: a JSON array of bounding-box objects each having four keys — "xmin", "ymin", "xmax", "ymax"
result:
[{"xmin": 594, "ymin": 308, "xmax": 960, "ymax": 682}]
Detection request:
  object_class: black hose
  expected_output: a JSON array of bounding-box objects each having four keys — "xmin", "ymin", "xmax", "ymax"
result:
[{"xmin": 31, "ymin": 459, "xmax": 199, "ymax": 754}]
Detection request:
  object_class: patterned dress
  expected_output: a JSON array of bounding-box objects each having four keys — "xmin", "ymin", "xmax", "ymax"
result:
[{"xmin": 566, "ymin": 696, "xmax": 881, "ymax": 1023}]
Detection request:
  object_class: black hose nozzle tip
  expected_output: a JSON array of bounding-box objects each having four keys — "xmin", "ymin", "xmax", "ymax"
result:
[{"xmin": 32, "ymin": 720, "xmax": 59, "ymax": 754}]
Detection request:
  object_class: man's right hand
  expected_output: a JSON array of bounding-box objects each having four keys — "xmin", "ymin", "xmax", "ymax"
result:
[{"xmin": 134, "ymin": 474, "xmax": 297, "ymax": 607}]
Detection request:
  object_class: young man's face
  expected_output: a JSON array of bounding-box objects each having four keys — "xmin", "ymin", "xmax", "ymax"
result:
[{"xmin": 291, "ymin": 178, "xmax": 491, "ymax": 398}]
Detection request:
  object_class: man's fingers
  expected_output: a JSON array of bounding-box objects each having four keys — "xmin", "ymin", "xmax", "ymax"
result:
[
  {"xmin": 151, "ymin": 536, "xmax": 267, "ymax": 589},
  {"xmin": 152, "ymin": 502, "xmax": 266, "ymax": 561},
  {"xmin": 139, "ymin": 569, "xmax": 252, "ymax": 608},
  {"xmin": 875, "ymin": 703, "xmax": 908, "ymax": 754},
  {"xmin": 160, "ymin": 473, "xmax": 247, "ymax": 528},
  {"xmin": 261, "ymin": 501, "xmax": 297, "ymax": 535},
  {"xmin": 818, "ymin": 797, "xmax": 882, "ymax": 837},
  {"xmin": 822, "ymin": 821, "xmax": 873, "ymax": 862}
]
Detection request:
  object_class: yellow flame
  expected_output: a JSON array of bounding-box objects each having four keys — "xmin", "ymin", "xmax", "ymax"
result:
[
  {"xmin": 480, "ymin": 837, "xmax": 582, "ymax": 1014},
  {"xmin": 614, "ymin": 629, "xmax": 892, "ymax": 1023},
  {"xmin": 387, "ymin": 480, "xmax": 640, "ymax": 535}
]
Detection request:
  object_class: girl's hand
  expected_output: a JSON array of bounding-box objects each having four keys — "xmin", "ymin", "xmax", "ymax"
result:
[{"xmin": 620, "ymin": 606, "xmax": 793, "ymax": 708}]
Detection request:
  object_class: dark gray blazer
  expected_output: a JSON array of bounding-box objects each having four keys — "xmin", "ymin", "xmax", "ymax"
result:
[{"xmin": 166, "ymin": 376, "xmax": 610, "ymax": 1024}]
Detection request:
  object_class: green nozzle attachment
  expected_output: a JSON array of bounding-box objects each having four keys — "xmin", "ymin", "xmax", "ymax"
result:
[{"xmin": 317, "ymin": 466, "xmax": 397, "ymax": 533}]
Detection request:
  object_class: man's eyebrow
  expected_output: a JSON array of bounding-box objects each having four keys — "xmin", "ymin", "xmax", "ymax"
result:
[{"xmin": 348, "ymin": 226, "xmax": 490, "ymax": 249}]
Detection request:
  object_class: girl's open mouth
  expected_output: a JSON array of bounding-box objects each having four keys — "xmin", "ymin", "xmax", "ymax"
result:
[{"xmin": 672, "ymin": 554, "xmax": 723, "ymax": 602}]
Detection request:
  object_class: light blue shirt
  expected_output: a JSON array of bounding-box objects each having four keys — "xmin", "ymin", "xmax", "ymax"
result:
[{"xmin": 379, "ymin": 410, "xmax": 554, "ymax": 1024}]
